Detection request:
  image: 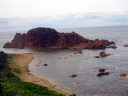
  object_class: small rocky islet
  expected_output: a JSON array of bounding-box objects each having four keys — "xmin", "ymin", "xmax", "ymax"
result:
[
  {"xmin": 97, "ymin": 69, "xmax": 110, "ymax": 77},
  {"xmin": 3, "ymin": 27, "xmax": 116, "ymax": 50}
]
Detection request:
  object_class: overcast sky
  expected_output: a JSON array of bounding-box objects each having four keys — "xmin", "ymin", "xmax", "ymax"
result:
[{"xmin": 0, "ymin": 0, "xmax": 128, "ymax": 31}]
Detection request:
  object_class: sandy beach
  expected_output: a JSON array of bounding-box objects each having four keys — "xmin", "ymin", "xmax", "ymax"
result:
[{"xmin": 12, "ymin": 53, "xmax": 69, "ymax": 96}]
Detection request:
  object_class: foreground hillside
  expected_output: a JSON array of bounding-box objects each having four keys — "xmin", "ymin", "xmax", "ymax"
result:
[
  {"xmin": 3, "ymin": 27, "xmax": 116, "ymax": 50},
  {"xmin": 0, "ymin": 51, "xmax": 63, "ymax": 96}
]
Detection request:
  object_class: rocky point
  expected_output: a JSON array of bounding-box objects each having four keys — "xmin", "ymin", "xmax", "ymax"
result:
[{"xmin": 3, "ymin": 27, "xmax": 116, "ymax": 50}]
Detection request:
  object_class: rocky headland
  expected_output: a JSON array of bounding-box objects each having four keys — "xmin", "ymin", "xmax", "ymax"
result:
[{"xmin": 3, "ymin": 27, "xmax": 116, "ymax": 50}]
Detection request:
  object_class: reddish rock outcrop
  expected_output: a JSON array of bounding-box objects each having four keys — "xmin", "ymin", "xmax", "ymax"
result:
[
  {"xmin": 26, "ymin": 27, "xmax": 59, "ymax": 49},
  {"xmin": 100, "ymin": 52, "xmax": 111, "ymax": 57},
  {"xmin": 4, "ymin": 33, "xmax": 26, "ymax": 49},
  {"xmin": 3, "ymin": 27, "xmax": 116, "ymax": 50},
  {"xmin": 120, "ymin": 74, "xmax": 128, "ymax": 77}
]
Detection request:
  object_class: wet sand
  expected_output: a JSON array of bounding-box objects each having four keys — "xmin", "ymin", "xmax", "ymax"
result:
[{"xmin": 12, "ymin": 53, "xmax": 69, "ymax": 96}]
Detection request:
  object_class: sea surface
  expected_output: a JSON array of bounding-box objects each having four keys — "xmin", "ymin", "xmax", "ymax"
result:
[{"xmin": 0, "ymin": 26, "xmax": 128, "ymax": 96}]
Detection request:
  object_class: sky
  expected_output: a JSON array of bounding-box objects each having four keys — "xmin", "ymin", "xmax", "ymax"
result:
[{"xmin": 0, "ymin": 0, "xmax": 128, "ymax": 31}]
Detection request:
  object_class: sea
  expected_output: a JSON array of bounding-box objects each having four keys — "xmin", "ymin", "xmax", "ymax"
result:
[{"xmin": 0, "ymin": 25, "xmax": 128, "ymax": 96}]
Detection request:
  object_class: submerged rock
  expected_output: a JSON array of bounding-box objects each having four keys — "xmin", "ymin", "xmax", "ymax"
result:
[
  {"xmin": 97, "ymin": 69, "xmax": 110, "ymax": 77},
  {"xmin": 43, "ymin": 64, "xmax": 48, "ymax": 66},
  {"xmin": 104, "ymin": 72, "xmax": 110, "ymax": 75},
  {"xmin": 94, "ymin": 56, "xmax": 100, "ymax": 58},
  {"xmin": 97, "ymin": 73, "xmax": 104, "ymax": 77},
  {"xmin": 97, "ymin": 72, "xmax": 110, "ymax": 77},
  {"xmin": 99, "ymin": 69, "xmax": 105, "ymax": 73},
  {"xmin": 100, "ymin": 52, "xmax": 111, "ymax": 57},
  {"xmin": 69, "ymin": 74, "xmax": 78, "ymax": 78},
  {"xmin": 70, "ymin": 94, "xmax": 77, "ymax": 96},
  {"xmin": 127, "ymin": 91, "xmax": 128, "ymax": 95},
  {"xmin": 120, "ymin": 74, "xmax": 128, "ymax": 77},
  {"xmin": 76, "ymin": 83, "xmax": 79, "ymax": 85},
  {"xmin": 3, "ymin": 27, "xmax": 116, "ymax": 50}
]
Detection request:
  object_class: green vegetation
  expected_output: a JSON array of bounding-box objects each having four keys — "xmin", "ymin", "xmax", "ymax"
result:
[{"xmin": 0, "ymin": 51, "xmax": 64, "ymax": 96}]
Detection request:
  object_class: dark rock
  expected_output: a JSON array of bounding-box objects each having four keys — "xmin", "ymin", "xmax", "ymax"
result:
[
  {"xmin": 99, "ymin": 69, "xmax": 105, "ymax": 72},
  {"xmin": 76, "ymin": 83, "xmax": 79, "ymax": 85},
  {"xmin": 97, "ymin": 72, "xmax": 110, "ymax": 77},
  {"xmin": 97, "ymin": 69, "xmax": 110, "ymax": 77},
  {"xmin": 97, "ymin": 73, "xmax": 104, "ymax": 77},
  {"xmin": 3, "ymin": 27, "xmax": 116, "ymax": 50},
  {"xmin": 100, "ymin": 52, "xmax": 111, "ymax": 57},
  {"xmin": 70, "ymin": 94, "xmax": 76, "ymax": 96},
  {"xmin": 124, "ymin": 45, "xmax": 128, "ymax": 47},
  {"xmin": 43, "ymin": 64, "xmax": 48, "ymax": 66},
  {"xmin": 69, "ymin": 74, "xmax": 78, "ymax": 78},
  {"xmin": 94, "ymin": 56, "xmax": 100, "ymax": 58}
]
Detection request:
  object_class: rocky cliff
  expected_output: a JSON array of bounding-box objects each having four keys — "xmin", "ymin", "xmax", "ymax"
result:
[{"xmin": 3, "ymin": 27, "xmax": 116, "ymax": 50}]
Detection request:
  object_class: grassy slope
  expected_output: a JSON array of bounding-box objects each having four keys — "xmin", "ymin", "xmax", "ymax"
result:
[{"xmin": 0, "ymin": 52, "xmax": 64, "ymax": 96}]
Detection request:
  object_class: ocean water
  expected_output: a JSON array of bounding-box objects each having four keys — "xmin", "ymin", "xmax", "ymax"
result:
[{"xmin": 0, "ymin": 26, "xmax": 128, "ymax": 96}]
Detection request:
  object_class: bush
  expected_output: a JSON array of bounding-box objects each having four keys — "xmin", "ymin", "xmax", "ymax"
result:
[
  {"xmin": 0, "ymin": 51, "xmax": 7, "ymax": 71},
  {"xmin": 0, "ymin": 51, "xmax": 7, "ymax": 63}
]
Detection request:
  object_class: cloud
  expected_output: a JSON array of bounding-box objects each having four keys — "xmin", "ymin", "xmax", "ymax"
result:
[
  {"xmin": 0, "ymin": 0, "xmax": 128, "ymax": 18},
  {"xmin": 0, "ymin": 13, "xmax": 128, "ymax": 30},
  {"xmin": 0, "ymin": 0, "xmax": 128, "ymax": 30}
]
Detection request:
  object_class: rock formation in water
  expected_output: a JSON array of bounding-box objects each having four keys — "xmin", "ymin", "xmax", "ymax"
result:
[
  {"xmin": 100, "ymin": 52, "xmax": 111, "ymax": 57},
  {"xmin": 124, "ymin": 45, "xmax": 128, "ymax": 47},
  {"xmin": 97, "ymin": 69, "xmax": 110, "ymax": 77},
  {"xmin": 3, "ymin": 27, "xmax": 116, "ymax": 50},
  {"xmin": 94, "ymin": 56, "xmax": 100, "ymax": 58}
]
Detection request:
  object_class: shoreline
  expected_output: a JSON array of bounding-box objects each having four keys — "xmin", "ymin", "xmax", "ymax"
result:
[{"xmin": 12, "ymin": 53, "xmax": 69, "ymax": 96}]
